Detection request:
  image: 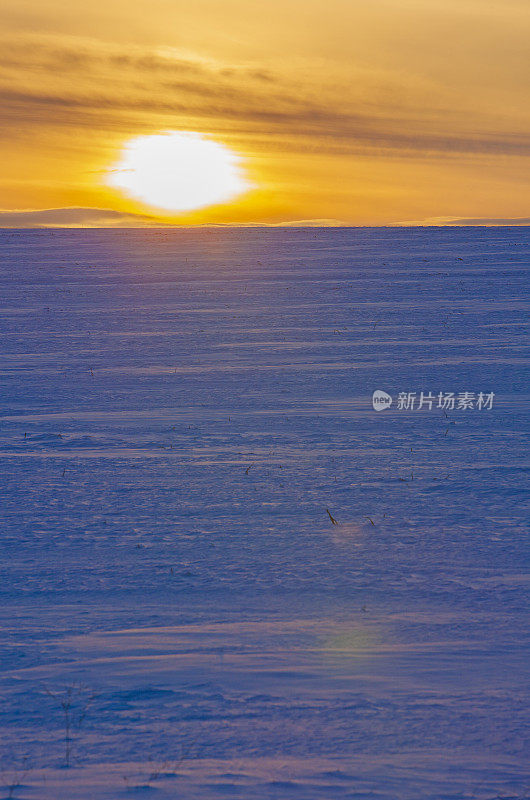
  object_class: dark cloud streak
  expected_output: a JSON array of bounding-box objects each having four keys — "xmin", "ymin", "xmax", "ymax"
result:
[
  {"xmin": 0, "ymin": 35, "xmax": 528, "ymax": 160},
  {"xmin": 0, "ymin": 86, "xmax": 528, "ymax": 158},
  {"xmin": 0, "ymin": 207, "xmax": 171, "ymax": 227}
]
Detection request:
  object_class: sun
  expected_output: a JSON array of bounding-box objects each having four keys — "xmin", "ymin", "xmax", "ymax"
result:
[{"xmin": 106, "ymin": 131, "xmax": 251, "ymax": 213}]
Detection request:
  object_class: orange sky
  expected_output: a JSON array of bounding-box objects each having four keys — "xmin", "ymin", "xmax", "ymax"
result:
[{"xmin": 0, "ymin": 0, "xmax": 529, "ymax": 226}]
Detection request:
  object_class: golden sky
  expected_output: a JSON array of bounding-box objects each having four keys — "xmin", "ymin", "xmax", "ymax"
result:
[{"xmin": 0, "ymin": 0, "xmax": 529, "ymax": 225}]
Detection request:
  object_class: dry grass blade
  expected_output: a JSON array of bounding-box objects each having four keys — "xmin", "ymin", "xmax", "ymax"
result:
[{"xmin": 326, "ymin": 508, "xmax": 338, "ymax": 525}]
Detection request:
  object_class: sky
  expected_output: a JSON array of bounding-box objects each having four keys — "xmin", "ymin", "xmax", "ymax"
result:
[{"xmin": 0, "ymin": 0, "xmax": 529, "ymax": 226}]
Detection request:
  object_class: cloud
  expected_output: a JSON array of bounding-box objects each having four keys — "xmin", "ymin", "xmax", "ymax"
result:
[
  {"xmin": 3, "ymin": 208, "xmax": 527, "ymax": 228},
  {"xmin": 392, "ymin": 215, "xmax": 530, "ymax": 226},
  {"xmin": 209, "ymin": 218, "xmax": 347, "ymax": 227},
  {"xmin": 0, "ymin": 207, "xmax": 352, "ymax": 228},
  {"xmin": 0, "ymin": 207, "xmax": 172, "ymax": 227},
  {"xmin": 444, "ymin": 216, "xmax": 530, "ymax": 225},
  {"xmin": 1, "ymin": 35, "xmax": 528, "ymax": 158},
  {"xmin": 1, "ymin": 86, "xmax": 528, "ymax": 159}
]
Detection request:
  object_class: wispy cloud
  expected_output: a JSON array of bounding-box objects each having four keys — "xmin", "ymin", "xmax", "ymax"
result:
[
  {"xmin": 1, "ymin": 35, "xmax": 528, "ymax": 158},
  {"xmin": 392, "ymin": 215, "xmax": 530, "ymax": 226},
  {"xmin": 0, "ymin": 207, "xmax": 171, "ymax": 227},
  {"xmin": 0, "ymin": 207, "xmax": 353, "ymax": 228}
]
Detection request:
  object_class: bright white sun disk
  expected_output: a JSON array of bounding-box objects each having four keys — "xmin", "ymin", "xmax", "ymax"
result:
[{"xmin": 106, "ymin": 131, "xmax": 250, "ymax": 212}]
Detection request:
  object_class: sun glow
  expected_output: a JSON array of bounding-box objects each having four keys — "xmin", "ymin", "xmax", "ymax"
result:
[{"xmin": 106, "ymin": 131, "xmax": 251, "ymax": 213}]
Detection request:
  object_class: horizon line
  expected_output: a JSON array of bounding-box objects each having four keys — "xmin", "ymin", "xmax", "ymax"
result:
[{"xmin": 0, "ymin": 207, "xmax": 529, "ymax": 229}]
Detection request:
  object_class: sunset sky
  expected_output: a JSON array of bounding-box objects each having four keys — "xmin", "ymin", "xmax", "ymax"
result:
[{"xmin": 1, "ymin": 0, "xmax": 529, "ymax": 226}]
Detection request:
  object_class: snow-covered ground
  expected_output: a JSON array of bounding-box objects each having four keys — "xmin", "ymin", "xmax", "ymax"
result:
[{"xmin": 0, "ymin": 227, "xmax": 528, "ymax": 799}]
